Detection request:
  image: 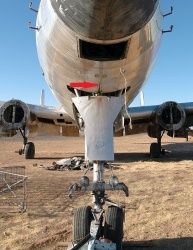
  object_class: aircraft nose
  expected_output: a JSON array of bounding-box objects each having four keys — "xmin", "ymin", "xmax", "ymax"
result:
[{"xmin": 50, "ymin": 0, "xmax": 159, "ymax": 40}]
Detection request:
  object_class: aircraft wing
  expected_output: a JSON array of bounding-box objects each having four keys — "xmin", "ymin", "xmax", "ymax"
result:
[
  {"xmin": 123, "ymin": 101, "xmax": 193, "ymax": 139},
  {"xmin": 2, "ymin": 99, "xmax": 193, "ymax": 140},
  {"xmin": 0, "ymin": 99, "xmax": 78, "ymax": 137}
]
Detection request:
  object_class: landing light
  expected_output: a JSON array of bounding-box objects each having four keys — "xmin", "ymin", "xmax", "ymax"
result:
[
  {"xmin": 80, "ymin": 176, "xmax": 90, "ymax": 187},
  {"xmin": 109, "ymin": 175, "xmax": 119, "ymax": 187}
]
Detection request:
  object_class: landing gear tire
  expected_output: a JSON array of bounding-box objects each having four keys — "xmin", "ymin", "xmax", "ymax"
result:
[
  {"xmin": 104, "ymin": 206, "xmax": 124, "ymax": 250},
  {"xmin": 25, "ymin": 142, "xmax": 35, "ymax": 159},
  {"xmin": 150, "ymin": 142, "xmax": 160, "ymax": 158},
  {"xmin": 73, "ymin": 206, "xmax": 93, "ymax": 244}
]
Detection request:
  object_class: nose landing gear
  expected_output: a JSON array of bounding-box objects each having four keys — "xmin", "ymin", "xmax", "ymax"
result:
[
  {"xmin": 68, "ymin": 162, "xmax": 128, "ymax": 250},
  {"xmin": 68, "ymin": 96, "xmax": 127, "ymax": 249}
]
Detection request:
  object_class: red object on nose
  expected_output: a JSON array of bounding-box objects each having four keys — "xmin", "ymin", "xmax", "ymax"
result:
[{"xmin": 70, "ymin": 82, "xmax": 98, "ymax": 89}]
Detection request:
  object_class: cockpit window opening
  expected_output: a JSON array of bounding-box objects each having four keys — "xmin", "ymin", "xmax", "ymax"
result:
[{"xmin": 79, "ymin": 39, "xmax": 129, "ymax": 61}]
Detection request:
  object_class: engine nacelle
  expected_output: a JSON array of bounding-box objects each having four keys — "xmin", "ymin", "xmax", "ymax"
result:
[
  {"xmin": 156, "ymin": 101, "xmax": 186, "ymax": 131},
  {"xmin": 0, "ymin": 100, "xmax": 30, "ymax": 130}
]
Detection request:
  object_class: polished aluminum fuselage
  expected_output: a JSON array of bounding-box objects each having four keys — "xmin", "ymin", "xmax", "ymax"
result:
[{"xmin": 36, "ymin": 0, "xmax": 163, "ymax": 119}]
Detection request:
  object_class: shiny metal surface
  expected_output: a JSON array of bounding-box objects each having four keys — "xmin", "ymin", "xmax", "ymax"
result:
[
  {"xmin": 50, "ymin": 0, "xmax": 158, "ymax": 40},
  {"xmin": 73, "ymin": 96, "xmax": 124, "ymax": 160},
  {"xmin": 36, "ymin": 0, "xmax": 162, "ymax": 119}
]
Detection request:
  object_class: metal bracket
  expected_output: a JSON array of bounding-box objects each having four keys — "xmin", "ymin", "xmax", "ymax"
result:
[
  {"xmin": 68, "ymin": 180, "xmax": 129, "ymax": 199},
  {"xmin": 68, "ymin": 237, "xmax": 116, "ymax": 250},
  {"xmin": 162, "ymin": 25, "xmax": 173, "ymax": 34},
  {"xmin": 28, "ymin": 22, "xmax": 39, "ymax": 31},
  {"xmin": 29, "ymin": 2, "xmax": 38, "ymax": 13},
  {"xmin": 163, "ymin": 6, "xmax": 173, "ymax": 17},
  {"xmin": 68, "ymin": 183, "xmax": 81, "ymax": 198},
  {"xmin": 69, "ymin": 234, "xmax": 92, "ymax": 250},
  {"xmin": 100, "ymin": 198, "xmax": 125, "ymax": 209},
  {"xmin": 162, "ymin": 6, "xmax": 173, "ymax": 34}
]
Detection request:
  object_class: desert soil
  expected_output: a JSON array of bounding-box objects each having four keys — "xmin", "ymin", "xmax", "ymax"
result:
[{"xmin": 0, "ymin": 133, "xmax": 193, "ymax": 250}]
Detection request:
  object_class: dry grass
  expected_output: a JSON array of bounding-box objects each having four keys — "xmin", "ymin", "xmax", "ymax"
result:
[{"xmin": 0, "ymin": 133, "xmax": 193, "ymax": 249}]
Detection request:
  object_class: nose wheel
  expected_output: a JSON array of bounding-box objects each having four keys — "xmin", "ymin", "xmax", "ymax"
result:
[
  {"xmin": 73, "ymin": 206, "xmax": 93, "ymax": 245},
  {"xmin": 71, "ymin": 205, "xmax": 124, "ymax": 250},
  {"xmin": 104, "ymin": 206, "xmax": 124, "ymax": 250}
]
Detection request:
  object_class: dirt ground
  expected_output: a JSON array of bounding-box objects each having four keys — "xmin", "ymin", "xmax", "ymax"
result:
[{"xmin": 1, "ymin": 133, "xmax": 193, "ymax": 250}]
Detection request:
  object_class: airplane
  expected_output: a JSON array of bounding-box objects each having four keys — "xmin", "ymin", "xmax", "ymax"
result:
[{"xmin": 1, "ymin": 1, "xmax": 193, "ymax": 249}]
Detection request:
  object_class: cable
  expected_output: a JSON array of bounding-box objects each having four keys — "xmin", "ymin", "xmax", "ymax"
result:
[{"xmin": 120, "ymin": 68, "xmax": 132, "ymax": 129}]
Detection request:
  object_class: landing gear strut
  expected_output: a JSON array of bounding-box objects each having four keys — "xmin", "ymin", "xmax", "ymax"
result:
[
  {"xmin": 17, "ymin": 126, "xmax": 35, "ymax": 159},
  {"xmin": 68, "ymin": 162, "xmax": 128, "ymax": 250},
  {"xmin": 68, "ymin": 96, "xmax": 127, "ymax": 249},
  {"xmin": 150, "ymin": 126, "xmax": 166, "ymax": 158}
]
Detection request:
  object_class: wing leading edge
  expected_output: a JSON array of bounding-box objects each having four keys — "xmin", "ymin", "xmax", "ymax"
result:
[{"xmin": 2, "ymin": 99, "xmax": 193, "ymax": 139}]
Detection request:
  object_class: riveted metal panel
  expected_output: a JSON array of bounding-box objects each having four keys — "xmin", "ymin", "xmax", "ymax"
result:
[
  {"xmin": 36, "ymin": 0, "xmax": 162, "ymax": 118},
  {"xmin": 51, "ymin": 0, "xmax": 159, "ymax": 40}
]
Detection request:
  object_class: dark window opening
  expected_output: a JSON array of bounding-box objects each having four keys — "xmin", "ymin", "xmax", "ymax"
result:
[
  {"xmin": 104, "ymin": 86, "xmax": 131, "ymax": 97},
  {"xmin": 37, "ymin": 117, "xmax": 54, "ymax": 124},
  {"xmin": 80, "ymin": 40, "xmax": 128, "ymax": 61},
  {"xmin": 67, "ymin": 85, "xmax": 93, "ymax": 97},
  {"xmin": 57, "ymin": 119, "xmax": 65, "ymax": 123},
  {"xmin": 67, "ymin": 85, "xmax": 131, "ymax": 97}
]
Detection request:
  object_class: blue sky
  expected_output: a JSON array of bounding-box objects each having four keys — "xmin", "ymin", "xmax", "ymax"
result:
[{"xmin": 0, "ymin": 1, "xmax": 193, "ymax": 107}]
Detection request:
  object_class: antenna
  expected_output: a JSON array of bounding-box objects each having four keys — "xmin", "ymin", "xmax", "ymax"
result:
[
  {"xmin": 162, "ymin": 7, "xmax": 174, "ymax": 34},
  {"xmin": 28, "ymin": 22, "xmax": 39, "ymax": 30},
  {"xmin": 140, "ymin": 91, "xmax": 145, "ymax": 106},
  {"xmin": 40, "ymin": 89, "xmax": 45, "ymax": 106},
  {"xmin": 29, "ymin": 2, "xmax": 38, "ymax": 13}
]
